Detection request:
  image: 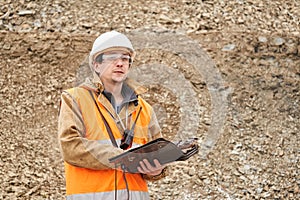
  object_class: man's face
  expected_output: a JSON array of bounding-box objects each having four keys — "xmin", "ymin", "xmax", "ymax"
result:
[{"xmin": 94, "ymin": 50, "xmax": 131, "ymax": 84}]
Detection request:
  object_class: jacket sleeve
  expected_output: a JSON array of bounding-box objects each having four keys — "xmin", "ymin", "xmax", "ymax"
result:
[
  {"xmin": 148, "ymin": 107, "xmax": 163, "ymax": 140},
  {"xmin": 58, "ymin": 91, "xmax": 124, "ymax": 170}
]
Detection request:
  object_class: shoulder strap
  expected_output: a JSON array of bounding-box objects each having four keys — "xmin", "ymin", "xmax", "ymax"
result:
[{"xmin": 87, "ymin": 90, "xmax": 118, "ymax": 148}]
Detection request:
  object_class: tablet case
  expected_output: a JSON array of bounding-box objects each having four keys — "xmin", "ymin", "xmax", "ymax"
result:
[{"xmin": 109, "ymin": 138, "xmax": 199, "ymax": 173}]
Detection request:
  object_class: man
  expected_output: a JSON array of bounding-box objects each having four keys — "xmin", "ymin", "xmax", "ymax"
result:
[{"xmin": 58, "ymin": 30, "xmax": 167, "ymax": 200}]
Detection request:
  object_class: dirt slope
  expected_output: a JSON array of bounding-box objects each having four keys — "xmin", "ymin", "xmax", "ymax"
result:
[{"xmin": 0, "ymin": 0, "xmax": 299, "ymax": 199}]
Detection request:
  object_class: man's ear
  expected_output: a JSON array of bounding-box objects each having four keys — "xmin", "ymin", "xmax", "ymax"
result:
[{"xmin": 94, "ymin": 62, "xmax": 101, "ymax": 74}]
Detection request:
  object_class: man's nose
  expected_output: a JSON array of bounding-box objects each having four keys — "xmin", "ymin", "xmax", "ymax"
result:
[{"xmin": 115, "ymin": 58, "xmax": 123, "ymax": 67}]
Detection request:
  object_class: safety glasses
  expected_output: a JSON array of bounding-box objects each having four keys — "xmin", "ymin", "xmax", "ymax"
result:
[{"xmin": 97, "ymin": 53, "xmax": 132, "ymax": 65}]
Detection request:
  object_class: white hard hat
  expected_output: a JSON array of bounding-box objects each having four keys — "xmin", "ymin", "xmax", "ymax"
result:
[{"xmin": 89, "ymin": 30, "xmax": 135, "ymax": 67}]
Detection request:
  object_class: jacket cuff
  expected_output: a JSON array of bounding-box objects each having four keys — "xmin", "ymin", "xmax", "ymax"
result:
[{"xmin": 142, "ymin": 167, "xmax": 168, "ymax": 181}]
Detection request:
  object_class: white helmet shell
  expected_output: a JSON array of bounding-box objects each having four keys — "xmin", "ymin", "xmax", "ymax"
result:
[{"xmin": 89, "ymin": 30, "xmax": 135, "ymax": 67}]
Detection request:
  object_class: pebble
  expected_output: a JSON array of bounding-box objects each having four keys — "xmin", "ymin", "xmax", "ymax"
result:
[
  {"xmin": 273, "ymin": 37, "xmax": 285, "ymax": 45},
  {"xmin": 258, "ymin": 36, "xmax": 268, "ymax": 43},
  {"xmin": 18, "ymin": 10, "xmax": 35, "ymax": 16},
  {"xmin": 222, "ymin": 44, "xmax": 236, "ymax": 51}
]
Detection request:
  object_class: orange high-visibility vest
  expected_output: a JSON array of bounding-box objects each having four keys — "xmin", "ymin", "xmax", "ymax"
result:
[{"xmin": 64, "ymin": 87, "xmax": 153, "ymax": 200}]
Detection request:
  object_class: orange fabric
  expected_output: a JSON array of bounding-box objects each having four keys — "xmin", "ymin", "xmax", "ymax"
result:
[
  {"xmin": 64, "ymin": 87, "xmax": 151, "ymax": 195},
  {"xmin": 65, "ymin": 163, "xmax": 148, "ymax": 195}
]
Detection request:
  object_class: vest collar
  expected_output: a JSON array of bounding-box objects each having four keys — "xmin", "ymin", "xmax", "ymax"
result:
[{"xmin": 81, "ymin": 72, "xmax": 148, "ymax": 96}]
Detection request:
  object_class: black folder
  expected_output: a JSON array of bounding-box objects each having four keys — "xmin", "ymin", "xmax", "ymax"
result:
[{"xmin": 109, "ymin": 138, "xmax": 199, "ymax": 173}]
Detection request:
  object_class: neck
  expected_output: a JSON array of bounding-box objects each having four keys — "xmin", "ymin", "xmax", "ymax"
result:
[{"xmin": 103, "ymin": 81, "xmax": 124, "ymax": 104}]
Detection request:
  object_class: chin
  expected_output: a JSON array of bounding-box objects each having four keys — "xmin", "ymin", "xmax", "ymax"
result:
[{"xmin": 112, "ymin": 77, "xmax": 126, "ymax": 83}]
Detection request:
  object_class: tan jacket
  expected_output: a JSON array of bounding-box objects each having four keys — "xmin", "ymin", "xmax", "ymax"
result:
[{"xmin": 58, "ymin": 75, "xmax": 162, "ymax": 170}]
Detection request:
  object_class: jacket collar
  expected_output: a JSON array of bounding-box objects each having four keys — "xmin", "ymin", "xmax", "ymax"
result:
[{"xmin": 81, "ymin": 72, "xmax": 148, "ymax": 96}]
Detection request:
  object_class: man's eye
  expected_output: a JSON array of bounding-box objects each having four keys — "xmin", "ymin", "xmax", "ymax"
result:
[
  {"xmin": 102, "ymin": 54, "xmax": 131, "ymax": 64},
  {"xmin": 108, "ymin": 57, "xmax": 116, "ymax": 60},
  {"xmin": 121, "ymin": 56, "xmax": 130, "ymax": 61},
  {"xmin": 106, "ymin": 55, "xmax": 117, "ymax": 60}
]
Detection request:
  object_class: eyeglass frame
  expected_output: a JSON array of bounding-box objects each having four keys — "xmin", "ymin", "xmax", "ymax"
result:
[{"xmin": 95, "ymin": 53, "xmax": 132, "ymax": 65}]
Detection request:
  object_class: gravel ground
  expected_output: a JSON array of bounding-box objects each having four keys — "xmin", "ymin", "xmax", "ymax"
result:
[{"xmin": 0, "ymin": 0, "xmax": 299, "ymax": 199}]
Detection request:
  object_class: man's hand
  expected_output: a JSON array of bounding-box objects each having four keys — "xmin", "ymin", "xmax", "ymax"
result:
[{"xmin": 137, "ymin": 159, "xmax": 165, "ymax": 176}]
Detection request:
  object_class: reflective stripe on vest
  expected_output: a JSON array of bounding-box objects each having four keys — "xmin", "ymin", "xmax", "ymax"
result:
[{"xmin": 66, "ymin": 189, "xmax": 150, "ymax": 200}]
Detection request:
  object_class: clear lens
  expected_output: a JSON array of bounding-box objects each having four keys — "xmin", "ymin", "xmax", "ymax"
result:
[{"xmin": 102, "ymin": 53, "xmax": 131, "ymax": 64}]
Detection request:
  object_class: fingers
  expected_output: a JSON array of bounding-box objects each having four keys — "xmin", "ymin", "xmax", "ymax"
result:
[
  {"xmin": 137, "ymin": 159, "xmax": 165, "ymax": 175},
  {"xmin": 153, "ymin": 159, "xmax": 165, "ymax": 168},
  {"xmin": 137, "ymin": 159, "xmax": 149, "ymax": 174}
]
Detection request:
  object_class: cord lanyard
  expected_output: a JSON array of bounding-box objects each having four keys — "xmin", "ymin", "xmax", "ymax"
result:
[{"xmin": 116, "ymin": 103, "xmax": 129, "ymax": 131}]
